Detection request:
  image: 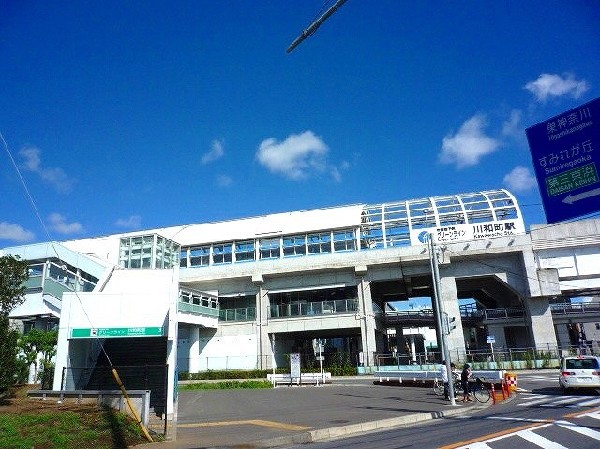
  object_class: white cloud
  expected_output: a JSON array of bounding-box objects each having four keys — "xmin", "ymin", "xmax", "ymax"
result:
[
  {"xmin": 0, "ymin": 222, "xmax": 35, "ymax": 242},
  {"xmin": 19, "ymin": 145, "xmax": 76, "ymax": 193},
  {"xmin": 115, "ymin": 215, "xmax": 142, "ymax": 228},
  {"xmin": 256, "ymin": 131, "xmax": 329, "ymax": 180},
  {"xmin": 439, "ymin": 114, "xmax": 501, "ymax": 168},
  {"xmin": 48, "ymin": 213, "xmax": 83, "ymax": 235},
  {"xmin": 503, "ymin": 166, "xmax": 537, "ymax": 193},
  {"xmin": 201, "ymin": 139, "xmax": 225, "ymax": 165},
  {"xmin": 502, "ymin": 109, "xmax": 522, "ymax": 138},
  {"xmin": 216, "ymin": 174, "xmax": 233, "ymax": 187},
  {"xmin": 524, "ymin": 73, "xmax": 589, "ymax": 102}
]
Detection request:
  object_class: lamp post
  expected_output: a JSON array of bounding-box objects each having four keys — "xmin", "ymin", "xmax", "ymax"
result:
[{"xmin": 429, "ymin": 233, "xmax": 456, "ymax": 406}]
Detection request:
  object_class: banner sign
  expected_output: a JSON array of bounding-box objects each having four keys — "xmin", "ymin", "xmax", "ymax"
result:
[
  {"xmin": 71, "ymin": 326, "xmax": 163, "ymax": 339},
  {"xmin": 409, "ymin": 219, "xmax": 524, "ymax": 246},
  {"xmin": 526, "ymin": 97, "xmax": 600, "ymax": 223}
]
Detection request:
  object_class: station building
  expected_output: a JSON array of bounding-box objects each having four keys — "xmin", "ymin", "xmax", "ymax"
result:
[{"xmin": 3, "ymin": 188, "xmax": 600, "ymax": 419}]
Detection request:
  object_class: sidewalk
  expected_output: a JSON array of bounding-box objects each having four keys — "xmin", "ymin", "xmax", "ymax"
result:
[{"xmin": 134, "ymin": 377, "xmax": 494, "ymax": 449}]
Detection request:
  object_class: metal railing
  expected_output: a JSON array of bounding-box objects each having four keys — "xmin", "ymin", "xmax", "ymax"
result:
[
  {"xmin": 219, "ymin": 307, "xmax": 256, "ymax": 322},
  {"xmin": 550, "ymin": 302, "xmax": 600, "ymax": 314},
  {"xmin": 376, "ymin": 344, "xmax": 600, "ymax": 370},
  {"xmin": 179, "ymin": 289, "xmax": 219, "ymax": 317},
  {"xmin": 270, "ymin": 298, "xmax": 359, "ymax": 318}
]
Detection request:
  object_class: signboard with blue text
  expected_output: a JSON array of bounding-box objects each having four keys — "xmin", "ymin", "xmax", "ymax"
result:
[{"xmin": 526, "ymin": 97, "xmax": 600, "ymax": 224}]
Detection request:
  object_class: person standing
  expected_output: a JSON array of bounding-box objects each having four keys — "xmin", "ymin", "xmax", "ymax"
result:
[
  {"xmin": 440, "ymin": 360, "xmax": 449, "ymax": 400},
  {"xmin": 461, "ymin": 363, "xmax": 473, "ymax": 402}
]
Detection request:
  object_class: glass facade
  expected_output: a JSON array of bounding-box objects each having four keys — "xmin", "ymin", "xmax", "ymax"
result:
[
  {"xmin": 119, "ymin": 234, "xmax": 180, "ymax": 269},
  {"xmin": 178, "ymin": 190, "xmax": 522, "ymax": 268}
]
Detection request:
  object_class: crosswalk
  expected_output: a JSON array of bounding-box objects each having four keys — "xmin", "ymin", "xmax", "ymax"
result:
[
  {"xmin": 518, "ymin": 392, "xmax": 600, "ymax": 408},
  {"xmin": 452, "ymin": 410, "xmax": 600, "ymax": 448}
]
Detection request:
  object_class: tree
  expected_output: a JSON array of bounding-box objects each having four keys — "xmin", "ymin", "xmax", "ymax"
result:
[
  {"xmin": 0, "ymin": 255, "xmax": 29, "ymax": 391},
  {"xmin": 0, "ymin": 255, "xmax": 28, "ymax": 316},
  {"xmin": 18, "ymin": 328, "xmax": 58, "ymax": 388}
]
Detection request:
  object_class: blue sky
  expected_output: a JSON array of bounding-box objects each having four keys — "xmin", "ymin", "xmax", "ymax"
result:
[{"xmin": 1, "ymin": 1, "xmax": 599, "ymax": 245}]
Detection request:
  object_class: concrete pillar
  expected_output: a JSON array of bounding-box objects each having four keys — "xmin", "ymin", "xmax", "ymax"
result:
[
  {"xmin": 357, "ymin": 278, "xmax": 377, "ymax": 367},
  {"xmin": 439, "ymin": 276, "xmax": 466, "ymax": 360},
  {"xmin": 254, "ymin": 279, "xmax": 272, "ymax": 370},
  {"xmin": 188, "ymin": 326, "xmax": 200, "ymax": 373},
  {"xmin": 526, "ymin": 297, "xmax": 558, "ymax": 349},
  {"xmin": 409, "ymin": 335, "xmax": 416, "ymax": 363}
]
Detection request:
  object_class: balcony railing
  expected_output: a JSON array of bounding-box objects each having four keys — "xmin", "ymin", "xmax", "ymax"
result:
[
  {"xmin": 179, "ymin": 289, "xmax": 219, "ymax": 317},
  {"xmin": 270, "ymin": 298, "xmax": 359, "ymax": 319},
  {"xmin": 219, "ymin": 307, "xmax": 256, "ymax": 322},
  {"xmin": 551, "ymin": 302, "xmax": 600, "ymax": 314}
]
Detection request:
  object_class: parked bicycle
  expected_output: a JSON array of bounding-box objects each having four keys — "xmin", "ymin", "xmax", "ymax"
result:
[
  {"xmin": 432, "ymin": 372, "xmax": 462, "ymax": 397},
  {"xmin": 469, "ymin": 377, "xmax": 491, "ymax": 403}
]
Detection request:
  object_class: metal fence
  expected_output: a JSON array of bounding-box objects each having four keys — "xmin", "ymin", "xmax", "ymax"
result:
[
  {"xmin": 62, "ymin": 364, "xmax": 169, "ymax": 436},
  {"xmin": 375, "ymin": 344, "xmax": 600, "ymax": 371}
]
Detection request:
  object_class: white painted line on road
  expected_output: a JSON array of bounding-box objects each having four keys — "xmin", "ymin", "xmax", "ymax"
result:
[
  {"xmin": 485, "ymin": 416, "xmax": 551, "ymax": 423},
  {"xmin": 539, "ymin": 396, "xmax": 582, "ymax": 407},
  {"xmin": 517, "ymin": 394, "xmax": 555, "ymax": 406},
  {"xmin": 566, "ymin": 397, "xmax": 600, "ymax": 408},
  {"xmin": 555, "ymin": 420, "xmax": 600, "ymax": 440},
  {"xmin": 515, "ymin": 428, "xmax": 569, "ymax": 448}
]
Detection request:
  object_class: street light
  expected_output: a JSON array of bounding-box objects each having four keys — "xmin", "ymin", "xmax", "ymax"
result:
[{"xmin": 429, "ymin": 233, "xmax": 456, "ymax": 406}]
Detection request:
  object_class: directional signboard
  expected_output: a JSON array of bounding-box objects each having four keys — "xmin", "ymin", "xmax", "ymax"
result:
[
  {"xmin": 526, "ymin": 97, "xmax": 600, "ymax": 223},
  {"xmin": 71, "ymin": 326, "xmax": 163, "ymax": 338}
]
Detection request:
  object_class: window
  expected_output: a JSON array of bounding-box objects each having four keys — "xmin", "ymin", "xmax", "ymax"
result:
[
  {"xmin": 180, "ymin": 248, "xmax": 189, "ymax": 267},
  {"xmin": 235, "ymin": 241, "xmax": 255, "ymax": 262},
  {"xmin": 333, "ymin": 230, "xmax": 356, "ymax": 252},
  {"xmin": 189, "ymin": 246, "xmax": 210, "ymax": 267},
  {"xmin": 283, "ymin": 235, "xmax": 306, "ymax": 257},
  {"xmin": 213, "ymin": 243, "xmax": 233, "ymax": 264},
  {"xmin": 308, "ymin": 232, "xmax": 331, "ymax": 254},
  {"xmin": 119, "ymin": 234, "xmax": 180, "ymax": 269},
  {"xmin": 260, "ymin": 238, "xmax": 280, "ymax": 259}
]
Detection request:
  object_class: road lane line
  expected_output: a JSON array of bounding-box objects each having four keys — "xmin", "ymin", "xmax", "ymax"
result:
[
  {"xmin": 555, "ymin": 420, "xmax": 600, "ymax": 440},
  {"xmin": 178, "ymin": 419, "xmax": 311, "ymax": 431},
  {"xmin": 515, "ymin": 429, "xmax": 568, "ymax": 448},
  {"xmin": 438, "ymin": 422, "xmax": 550, "ymax": 449}
]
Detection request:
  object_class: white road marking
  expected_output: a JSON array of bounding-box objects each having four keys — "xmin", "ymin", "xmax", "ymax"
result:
[{"xmin": 514, "ymin": 428, "xmax": 569, "ymax": 448}]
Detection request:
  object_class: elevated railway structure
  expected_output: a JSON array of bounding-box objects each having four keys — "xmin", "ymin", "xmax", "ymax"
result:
[{"xmin": 3, "ymin": 189, "xmax": 600, "ymax": 423}]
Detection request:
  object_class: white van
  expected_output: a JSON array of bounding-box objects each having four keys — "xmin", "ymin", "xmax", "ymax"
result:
[{"xmin": 559, "ymin": 355, "xmax": 600, "ymax": 393}]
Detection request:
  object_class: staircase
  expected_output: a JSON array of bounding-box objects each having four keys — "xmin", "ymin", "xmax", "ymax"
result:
[{"xmin": 84, "ymin": 337, "xmax": 168, "ymax": 414}]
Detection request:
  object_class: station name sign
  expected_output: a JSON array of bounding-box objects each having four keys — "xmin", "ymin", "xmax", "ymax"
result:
[
  {"xmin": 71, "ymin": 326, "xmax": 163, "ymax": 339},
  {"xmin": 410, "ymin": 219, "xmax": 524, "ymax": 246}
]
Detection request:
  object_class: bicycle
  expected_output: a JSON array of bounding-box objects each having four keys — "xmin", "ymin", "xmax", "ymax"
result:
[
  {"xmin": 469, "ymin": 378, "xmax": 491, "ymax": 403},
  {"xmin": 433, "ymin": 373, "xmax": 462, "ymax": 397}
]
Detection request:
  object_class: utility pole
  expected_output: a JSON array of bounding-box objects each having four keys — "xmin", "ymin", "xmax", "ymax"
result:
[
  {"xmin": 429, "ymin": 233, "xmax": 456, "ymax": 406},
  {"xmin": 286, "ymin": 0, "xmax": 349, "ymax": 53}
]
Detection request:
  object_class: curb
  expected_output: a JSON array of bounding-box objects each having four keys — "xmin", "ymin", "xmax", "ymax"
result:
[{"xmin": 253, "ymin": 402, "xmax": 487, "ymax": 448}]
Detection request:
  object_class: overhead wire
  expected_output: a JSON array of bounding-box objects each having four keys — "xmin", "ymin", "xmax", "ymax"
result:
[{"xmin": 1, "ymin": 131, "xmax": 154, "ymax": 440}]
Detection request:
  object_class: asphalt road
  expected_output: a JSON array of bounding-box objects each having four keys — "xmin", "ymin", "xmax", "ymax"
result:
[
  {"xmin": 137, "ymin": 376, "xmax": 487, "ymax": 448},
  {"xmin": 285, "ymin": 370, "xmax": 600, "ymax": 449}
]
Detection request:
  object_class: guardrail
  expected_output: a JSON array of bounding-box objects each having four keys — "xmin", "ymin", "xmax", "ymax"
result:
[
  {"xmin": 27, "ymin": 389, "xmax": 151, "ymax": 425},
  {"xmin": 373, "ymin": 370, "xmax": 505, "ymax": 383},
  {"xmin": 267, "ymin": 372, "xmax": 332, "ymax": 386}
]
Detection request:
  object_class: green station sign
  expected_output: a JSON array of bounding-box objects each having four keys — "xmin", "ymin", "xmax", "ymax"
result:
[{"xmin": 71, "ymin": 326, "xmax": 163, "ymax": 338}]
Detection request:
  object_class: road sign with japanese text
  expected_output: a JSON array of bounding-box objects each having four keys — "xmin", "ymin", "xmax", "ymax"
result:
[{"xmin": 526, "ymin": 97, "xmax": 600, "ymax": 224}]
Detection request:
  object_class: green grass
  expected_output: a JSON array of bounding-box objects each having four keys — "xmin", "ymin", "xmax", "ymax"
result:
[
  {"xmin": 0, "ymin": 406, "xmax": 149, "ymax": 449},
  {"xmin": 179, "ymin": 379, "xmax": 273, "ymax": 390}
]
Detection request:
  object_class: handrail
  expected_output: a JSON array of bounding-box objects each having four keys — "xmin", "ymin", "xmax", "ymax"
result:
[{"xmin": 550, "ymin": 302, "xmax": 600, "ymax": 314}]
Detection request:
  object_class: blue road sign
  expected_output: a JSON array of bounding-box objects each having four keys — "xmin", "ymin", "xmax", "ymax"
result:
[{"xmin": 526, "ymin": 97, "xmax": 600, "ymax": 224}]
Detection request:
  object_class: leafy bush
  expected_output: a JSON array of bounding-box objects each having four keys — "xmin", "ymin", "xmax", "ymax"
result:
[{"xmin": 179, "ymin": 380, "xmax": 273, "ymax": 390}]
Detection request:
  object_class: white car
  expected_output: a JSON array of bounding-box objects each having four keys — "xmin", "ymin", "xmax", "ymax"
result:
[{"xmin": 559, "ymin": 355, "xmax": 600, "ymax": 393}]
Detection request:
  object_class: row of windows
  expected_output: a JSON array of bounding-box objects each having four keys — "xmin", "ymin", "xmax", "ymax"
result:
[
  {"xmin": 119, "ymin": 234, "xmax": 180, "ymax": 269},
  {"xmin": 179, "ymin": 192, "xmax": 521, "ymax": 268},
  {"xmin": 181, "ymin": 229, "xmax": 358, "ymax": 268}
]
